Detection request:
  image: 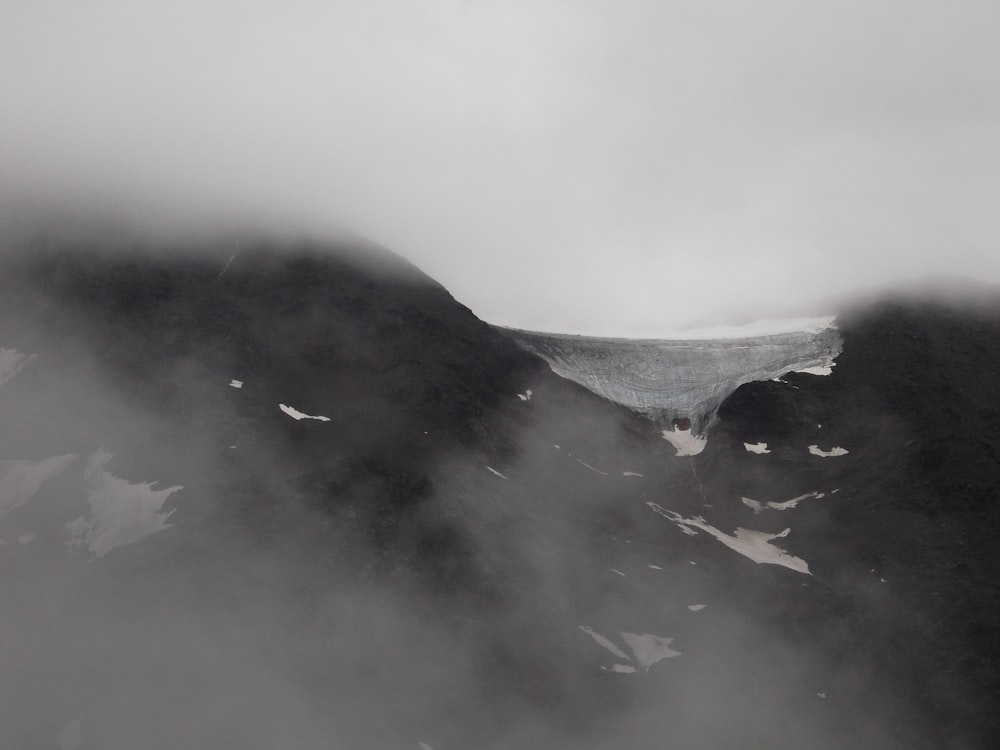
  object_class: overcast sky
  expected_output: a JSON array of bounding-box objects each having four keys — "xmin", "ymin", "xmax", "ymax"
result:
[{"xmin": 2, "ymin": 1, "xmax": 999, "ymax": 335}]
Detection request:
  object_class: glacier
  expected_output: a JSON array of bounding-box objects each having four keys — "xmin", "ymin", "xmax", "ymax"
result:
[{"xmin": 499, "ymin": 318, "xmax": 841, "ymax": 432}]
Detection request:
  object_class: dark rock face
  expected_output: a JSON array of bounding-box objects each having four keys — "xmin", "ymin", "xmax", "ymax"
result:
[
  {"xmin": 1, "ymin": 230, "xmax": 998, "ymax": 750},
  {"xmin": 706, "ymin": 295, "xmax": 1000, "ymax": 747}
]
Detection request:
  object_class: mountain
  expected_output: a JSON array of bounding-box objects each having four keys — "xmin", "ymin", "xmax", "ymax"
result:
[{"xmin": 0, "ymin": 227, "xmax": 998, "ymax": 749}]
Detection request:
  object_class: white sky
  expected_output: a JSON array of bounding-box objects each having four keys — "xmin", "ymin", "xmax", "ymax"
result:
[{"xmin": 2, "ymin": 1, "xmax": 999, "ymax": 335}]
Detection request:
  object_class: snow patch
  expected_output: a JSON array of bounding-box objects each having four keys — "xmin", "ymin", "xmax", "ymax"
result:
[
  {"xmin": 647, "ymin": 502, "xmax": 811, "ymax": 575},
  {"xmin": 17, "ymin": 533, "xmax": 36, "ymax": 545},
  {"xmin": 516, "ymin": 389, "xmax": 533, "ymax": 401},
  {"xmin": 687, "ymin": 604, "xmax": 707, "ymax": 612},
  {"xmin": 796, "ymin": 364, "xmax": 833, "ymax": 376},
  {"xmin": 742, "ymin": 491, "xmax": 822, "ymax": 513},
  {"xmin": 0, "ymin": 454, "xmax": 77, "ymax": 520},
  {"xmin": 622, "ymin": 471, "xmax": 644, "ymax": 477},
  {"xmin": 279, "ymin": 403, "xmax": 331, "ymax": 421},
  {"xmin": 809, "ymin": 444, "xmax": 849, "ymax": 457},
  {"xmin": 576, "ymin": 458, "xmax": 608, "ymax": 475},
  {"xmin": 765, "ymin": 491, "xmax": 821, "ymax": 510},
  {"xmin": 743, "ymin": 442, "xmax": 771, "ymax": 454},
  {"xmin": 647, "ymin": 565, "xmax": 663, "ymax": 570},
  {"xmin": 485, "ymin": 466, "xmax": 508, "ymax": 480},
  {"xmin": 579, "ymin": 626, "xmax": 630, "ymax": 661},
  {"xmin": 621, "ymin": 632, "xmax": 681, "ymax": 669},
  {"xmin": 0, "ymin": 348, "xmax": 36, "ymax": 388},
  {"xmin": 661, "ymin": 427, "xmax": 706, "ymax": 456},
  {"xmin": 609, "ymin": 568, "xmax": 626, "ymax": 577},
  {"xmin": 66, "ymin": 450, "xmax": 180, "ymax": 558},
  {"xmin": 603, "ymin": 663, "xmax": 637, "ymax": 674},
  {"xmin": 229, "ymin": 379, "xmax": 243, "ymax": 388}
]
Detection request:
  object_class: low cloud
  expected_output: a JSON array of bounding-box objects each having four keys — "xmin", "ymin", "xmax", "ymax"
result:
[{"xmin": 2, "ymin": 3, "xmax": 999, "ymax": 328}]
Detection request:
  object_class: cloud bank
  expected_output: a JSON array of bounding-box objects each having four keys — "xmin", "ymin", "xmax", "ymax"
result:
[{"xmin": 2, "ymin": 0, "xmax": 999, "ymax": 334}]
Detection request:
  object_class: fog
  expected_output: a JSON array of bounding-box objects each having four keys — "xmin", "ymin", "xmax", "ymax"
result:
[
  {"xmin": 3, "ymin": 1, "xmax": 1000, "ymax": 335},
  {"xmin": 0, "ymin": 4, "xmax": 995, "ymax": 745},
  {"xmin": 0, "ymin": 236, "xmax": 944, "ymax": 748}
]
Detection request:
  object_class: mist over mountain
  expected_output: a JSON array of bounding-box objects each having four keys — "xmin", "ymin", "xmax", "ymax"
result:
[
  {"xmin": 1, "ymin": 222, "xmax": 998, "ymax": 749},
  {"xmin": 5, "ymin": 1, "xmax": 1000, "ymax": 335},
  {"xmin": 4, "ymin": 1, "xmax": 1000, "ymax": 745}
]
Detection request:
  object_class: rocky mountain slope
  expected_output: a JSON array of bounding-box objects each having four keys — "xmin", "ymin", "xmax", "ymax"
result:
[{"xmin": 0, "ymin": 228, "xmax": 997, "ymax": 749}]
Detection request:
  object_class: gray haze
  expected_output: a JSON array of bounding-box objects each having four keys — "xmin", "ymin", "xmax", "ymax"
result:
[
  {"xmin": 2, "ymin": 0, "xmax": 1000, "ymax": 334},
  {"xmin": 0, "ymin": 241, "xmax": 909, "ymax": 749}
]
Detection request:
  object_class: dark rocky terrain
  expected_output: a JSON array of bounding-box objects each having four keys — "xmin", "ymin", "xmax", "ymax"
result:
[{"xmin": 0, "ymin": 227, "xmax": 998, "ymax": 749}]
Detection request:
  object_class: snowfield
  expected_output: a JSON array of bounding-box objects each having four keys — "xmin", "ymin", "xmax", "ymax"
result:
[
  {"xmin": 580, "ymin": 626, "xmax": 681, "ymax": 672},
  {"xmin": 579, "ymin": 625, "xmax": 630, "ymax": 660},
  {"xmin": 742, "ymin": 491, "xmax": 823, "ymax": 513},
  {"xmin": 809, "ymin": 445, "xmax": 849, "ymax": 457},
  {"xmin": 661, "ymin": 427, "xmax": 707, "ymax": 456},
  {"xmin": 66, "ymin": 450, "xmax": 180, "ymax": 557},
  {"xmin": 796, "ymin": 364, "xmax": 834, "ymax": 376},
  {"xmin": 621, "ymin": 632, "xmax": 682, "ymax": 669},
  {"xmin": 279, "ymin": 403, "xmax": 331, "ymax": 421},
  {"xmin": 647, "ymin": 502, "xmax": 811, "ymax": 575}
]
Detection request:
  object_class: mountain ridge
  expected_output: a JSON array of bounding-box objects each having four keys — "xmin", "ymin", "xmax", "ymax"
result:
[{"xmin": 0, "ymin": 229, "xmax": 997, "ymax": 749}]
